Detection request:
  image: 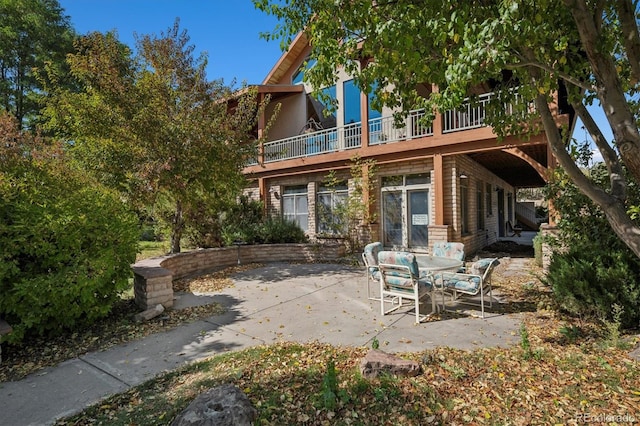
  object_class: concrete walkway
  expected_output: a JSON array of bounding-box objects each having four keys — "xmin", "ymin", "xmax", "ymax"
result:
[{"xmin": 0, "ymin": 261, "xmax": 526, "ymax": 426}]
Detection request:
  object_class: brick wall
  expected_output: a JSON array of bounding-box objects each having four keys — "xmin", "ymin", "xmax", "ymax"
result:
[{"xmin": 132, "ymin": 242, "xmax": 346, "ymax": 310}]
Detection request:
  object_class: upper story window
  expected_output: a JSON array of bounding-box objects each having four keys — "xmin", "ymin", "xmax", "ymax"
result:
[
  {"xmin": 309, "ymin": 85, "xmax": 337, "ymax": 129},
  {"xmin": 343, "ymin": 79, "xmax": 382, "ymax": 125},
  {"xmin": 292, "ymin": 57, "xmax": 317, "ymax": 85}
]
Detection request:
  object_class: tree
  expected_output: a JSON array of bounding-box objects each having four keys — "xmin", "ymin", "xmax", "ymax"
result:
[
  {"xmin": 43, "ymin": 22, "xmax": 265, "ymax": 253},
  {"xmin": 0, "ymin": 112, "xmax": 139, "ymax": 343},
  {"xmin": 255, "ymin": 0, "xmax": 640, "ymax": 258},
  {"xmin": 0, "ymin": 0, "xmax": 75, "ymax": 128}
]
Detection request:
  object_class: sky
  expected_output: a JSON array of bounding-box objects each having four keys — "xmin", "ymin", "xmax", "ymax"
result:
[
  {"xmin": 58, "ymin": 0, "xmax": 285, "ymax": 87},
  {"xmin": 58, "ymin": 0, "xmax": 611, "ymax": 161}
]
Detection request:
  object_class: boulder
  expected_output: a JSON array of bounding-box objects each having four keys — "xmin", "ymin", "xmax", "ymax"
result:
[
  {"xmin": 360, "ymin": 349, "xmax": 421, "ymax": 379},
  {"xmin": 133, "ymin": 304, "xmax": 165, "ymax": 323},
  {"xmin": 171, "ymin": 383, "xmax": 257, "ymax": 426}
]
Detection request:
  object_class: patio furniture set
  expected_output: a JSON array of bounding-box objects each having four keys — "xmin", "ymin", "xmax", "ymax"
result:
[{"xmin": 362, "ymin": 242, "xmax": 499, "ymax": 323}]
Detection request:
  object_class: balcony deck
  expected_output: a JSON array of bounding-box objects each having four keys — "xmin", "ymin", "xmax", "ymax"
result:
[{"xmin": 249, "ymin": 91, "xmax": 523, "ymax": 166}]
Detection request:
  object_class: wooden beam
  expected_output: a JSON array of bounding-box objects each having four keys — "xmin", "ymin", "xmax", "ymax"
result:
[{"xmin": 502, "ymin": 147, "xmax": 548, "ymax": 182}]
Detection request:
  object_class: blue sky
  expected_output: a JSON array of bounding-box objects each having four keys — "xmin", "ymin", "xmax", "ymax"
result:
[{"xmin": 59, "ymin": 1, "xmax": 284, "ymax": 86}]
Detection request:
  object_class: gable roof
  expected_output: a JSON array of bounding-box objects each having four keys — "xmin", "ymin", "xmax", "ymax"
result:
[{"xmin": 262, "ymin": 32, "xmax": 309, "ymax": 85}]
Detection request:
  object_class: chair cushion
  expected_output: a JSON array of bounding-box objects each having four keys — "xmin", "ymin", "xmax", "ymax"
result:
[
  {"xmin": 368, "ymin": 267, "xmax": 380, "ymax": 280},
  {"xmin": 443, "ymin": 275, "xmax": 481, "ymax": 292},
  {"xmin": 363, "ymin": 242, "xmax": 383, "ymax": 267},
  {"xmin": 432, "ymin": 242, "xmax": 465, "ymax": 261},
  {"xmin": 378, "ymin": 251, "xmax": 420, "ymax": 277},
  {"xmin": 469, "ymin": 258, "xmax": 499, "ymax": 275}
]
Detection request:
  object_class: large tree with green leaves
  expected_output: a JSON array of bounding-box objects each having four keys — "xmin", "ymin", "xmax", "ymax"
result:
[
  {"xmin": 0, "ymin": 0, "xmax": 75, "ymax": 128},
  {"xmin": 255, "ymin": 0, "xmax": 640, "ymax": 258},
  {"xmin": 43, "ymin": 22, "xmax": 264, "ymax": 253}
]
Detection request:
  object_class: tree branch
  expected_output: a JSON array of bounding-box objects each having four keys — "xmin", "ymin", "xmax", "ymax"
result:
[
  {"xmin": 506, "ymin": 56, "xmax": 595, "ymax": 92},
  {"xmin": 615, "ymin": 0, "xmax": 640, "ymax": 84},
  {"xmin": 573, "ymin": 101, "xmax": 627, "ymax": 200}
]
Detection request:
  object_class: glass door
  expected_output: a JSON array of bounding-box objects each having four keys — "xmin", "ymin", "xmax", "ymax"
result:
[
  {"xmin": 408, "ymin": 190, "xmax": 429, "ymax": 248},
  {"xmin": 382, "ymin": 191, "xmax": 403, "ymax": 247}
]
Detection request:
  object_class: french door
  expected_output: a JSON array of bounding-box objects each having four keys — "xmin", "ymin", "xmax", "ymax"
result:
[{"xmin": 382, "ymin": 184, "xmax": 429, "ymax": 249}]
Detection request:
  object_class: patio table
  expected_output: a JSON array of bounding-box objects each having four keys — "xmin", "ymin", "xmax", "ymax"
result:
[{"xmin": 414, "ymin": 255, "xmax": 463, "ymax": 272}]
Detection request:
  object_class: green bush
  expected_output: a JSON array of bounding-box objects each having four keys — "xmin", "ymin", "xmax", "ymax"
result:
[
  {"xmin": 533, "ymin": 232, "xmax": 543, "ymax": 267},
  {"xmin": 0, "ymin": 161, "xmax": 139, "ymax": 344},
  {"xmin": 543, "ymin": 163, "xmax": 640, "ymax": 329},
  {"xmin": 259, "ymin": 216, "xmax": 308, "ymax": 244},
  {"xmin": 545, "ymin": 241, "xmax": 640, "ymax": 328}
]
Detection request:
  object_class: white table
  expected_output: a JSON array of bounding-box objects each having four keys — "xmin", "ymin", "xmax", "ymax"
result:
[{"xmin": 414, "ymin": 255, "xmax": 463, "ymax": 272}]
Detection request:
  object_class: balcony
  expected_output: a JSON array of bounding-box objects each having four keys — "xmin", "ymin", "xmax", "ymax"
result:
[{"xmin": 250, "ymin": 91, "xmax": 519, "ymax": 165}]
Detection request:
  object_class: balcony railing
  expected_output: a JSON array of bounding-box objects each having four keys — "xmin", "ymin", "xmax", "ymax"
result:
[{"xmin": 249, "ymin": 90, "xmax": 522, "ymax": 165}]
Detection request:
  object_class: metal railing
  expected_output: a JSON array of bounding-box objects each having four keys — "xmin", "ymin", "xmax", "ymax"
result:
[{"xmin": 251, "ymin": 90, "xmax": 525, "ymax": 164}]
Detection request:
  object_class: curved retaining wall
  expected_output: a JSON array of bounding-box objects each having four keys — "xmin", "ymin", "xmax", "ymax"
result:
[{"xmin": 132, "ymin": 242, "xmax": 346, "ymax": 310}]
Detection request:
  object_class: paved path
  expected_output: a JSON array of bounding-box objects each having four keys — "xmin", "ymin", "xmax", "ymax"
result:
[{"xmin": 0, "ymin": 262, "xmax": 524, "ymax": 426}]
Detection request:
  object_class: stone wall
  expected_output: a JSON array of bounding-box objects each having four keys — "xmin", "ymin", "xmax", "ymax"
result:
[{"xmin": 132, "ymin": 242, "xmax": 346, "ymax": 310}]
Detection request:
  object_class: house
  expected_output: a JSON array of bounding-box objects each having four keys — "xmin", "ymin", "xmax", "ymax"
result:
[{"xmin": 241, "ymin": 33, "xmax": 571, "ymax": 255}]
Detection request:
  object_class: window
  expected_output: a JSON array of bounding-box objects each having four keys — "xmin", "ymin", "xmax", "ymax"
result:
[
  {"xmin": 316, "ymin": 183, "xmax": 348, "ymax": 235},
  {"xmin": 477, "ymin": 183, "xmax": 485, "ymax": 230},
  {"xmin": 282, "ymin": 185, "xmax": 308, "ymax": 231},
  {"xmin": 460, "ymin": 183, "xmax": 469, "ymax": 235},
  {"xmin": 310, "ymin": 85, "xmax": 337, "ymax": 129},
  {"xmin": 292, "ymin": 57, "xmax": 317, "ymax": 84},
  {"xmin": 486, "ymin": 183, "xmax": 492, "ymax": 216}
]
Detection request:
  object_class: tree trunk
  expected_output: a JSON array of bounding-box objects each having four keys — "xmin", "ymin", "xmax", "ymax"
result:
[
  {"xmin": 536, "ymin": 94, "xmax": 640, "ymax": 259},
  {"xmin": 170, "ymin": 199, "xmax": 183, "ymax": 254}
]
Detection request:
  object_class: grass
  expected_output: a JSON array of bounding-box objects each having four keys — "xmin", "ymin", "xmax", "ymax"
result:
[{"xmin": 137, "ymin": 240, "xmax": 170, "ymax": 261}]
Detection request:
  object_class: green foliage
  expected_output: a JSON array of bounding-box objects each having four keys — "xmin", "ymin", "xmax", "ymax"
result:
[
  {"xmin": 218, "ymin": 196, "xmax": 265, "ymax": 247},
  {"xmin": 319, "ymin": 357, "xmax": 338, "ymax": 411},
  {"xmin": 0, "ymin": 116, "xmax": 139, "ymax": 343},
  {"xmin": 319, "ymin": 155, "xmax": 377, "ymax": 252},
  {"xmin": 371, "ymin": 336, "xmax": 379, "ymax": 350},
  {"xmin": 544, "ymin": 165, "xmax": 640, "ymax": 329},
  {"xmin": 42, "ymin": 22, "xmax": 266, "ymax": 253},
  {"xmin": 519, "ymin": 323, "xmax": 542, "ymax": 360},
  {"xmin": 0, "ymin": 0, "xmax": 75, "ymax": 128},
  {"xmin": 259, "ymin": 216, "xmax": 308, "ymax": 244},
  {"xmin": 545, "ymin": 243, "xmax": 640, "ymax": 329},
  {"xmin": 532, "ymin": 232, "xmax": 543, "ymax": 267}
]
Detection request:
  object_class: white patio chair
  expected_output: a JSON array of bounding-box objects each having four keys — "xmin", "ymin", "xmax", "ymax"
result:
[
  {"xmin": 438, "ymin": 258, "xmax": 500, "ymax": 318},
  {"xmin": 361, "ymin": 242, "xmax": 383, "ymax": 300},
  {"xmin": 377, "ymin": 250, "xmax": 436, "ymax": 324}
]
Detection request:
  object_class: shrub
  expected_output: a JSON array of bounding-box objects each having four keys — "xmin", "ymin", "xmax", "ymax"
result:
[
  {"xmin": 544, "ymin": 240, "xmax": 640, "ymax": 328},
  {"xmin": 259, "ymin": 216, "xmax": 308, "ymax": 244},
  {"xmin": 543, "ymin": 163, "xmax": 640, "ymax": 329},
  {"xmin": 0, "ymin": 148, "xmax": 139, "ymax": 344}
]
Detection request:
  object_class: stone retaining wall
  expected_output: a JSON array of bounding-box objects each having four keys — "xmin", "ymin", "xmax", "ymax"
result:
[{"xmin": 132, "ymin": 242, "xmax": 346, "ymax": 310}]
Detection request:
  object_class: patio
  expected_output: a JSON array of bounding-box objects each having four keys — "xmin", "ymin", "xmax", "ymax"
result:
[{"xmin": 173, "ymin": 258, "xmax": 531, "ymax": 354}]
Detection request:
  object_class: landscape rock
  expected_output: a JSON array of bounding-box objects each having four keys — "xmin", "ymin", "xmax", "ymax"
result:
[
  {"xmin": 171, "ymin": 383, "xmax": 257, "ymax": 426},
  {"xmin": 133, "ymin": 304, "xmax": 165, "ymax": 323},
  {"xmin": 360, "ymin": 349, "xmax": 421, "ymax": 379}
]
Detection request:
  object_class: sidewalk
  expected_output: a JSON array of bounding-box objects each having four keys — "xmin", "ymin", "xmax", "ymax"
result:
[{"xmin": 0, "ymin": 262, "xmax": 525, "ymax": 426}]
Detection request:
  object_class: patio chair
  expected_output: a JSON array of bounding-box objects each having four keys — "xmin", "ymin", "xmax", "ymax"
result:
[
  {"xmin": 377, "ymin": 250, "xmax": 436, "ymax": 324},
  {"xmin": 506, "ymin": 220, "xmax": 523, "ymax": 237},
  {"xmin": 432, "ymin": 241, "xmax": 466, "ymax": 272},
  {"xmin": 361, "ymin": 242, "xmax": 383, "ymax": 300},
  {"xmin": 438, "ymin": 258, "xmax": 500, "ymax": 318}
]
